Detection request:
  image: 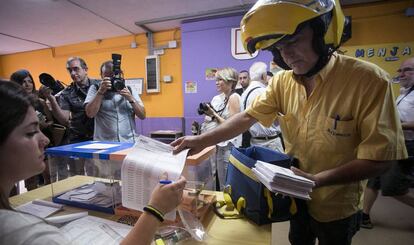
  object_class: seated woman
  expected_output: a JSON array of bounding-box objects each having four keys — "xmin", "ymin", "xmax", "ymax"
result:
[
  {"xmin": 0, "ymin": 80, "xmax": 186, "ymax": 245},
  {"xmin": 200, "ymin": 67, "xmax": 241, "ymax": 190}
]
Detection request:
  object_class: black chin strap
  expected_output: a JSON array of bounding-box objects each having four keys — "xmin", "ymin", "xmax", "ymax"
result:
[{"xmin": 397, "ymin": 85, "xmax": 414, "ymax": 106}]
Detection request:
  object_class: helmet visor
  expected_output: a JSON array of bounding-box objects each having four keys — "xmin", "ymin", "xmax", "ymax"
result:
[{"xmin": 249, "ymin": 0, "xmax": 334, "ymax": 16}]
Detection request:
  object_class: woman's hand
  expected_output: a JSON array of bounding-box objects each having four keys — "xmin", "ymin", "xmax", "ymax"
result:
[
  {"xmin": 204, "ymin": 104, "xmax": 216, "ymax": 118},
  {"xmin": 148, "ymin": 174, "xmax": 187, "ymax": 215}
]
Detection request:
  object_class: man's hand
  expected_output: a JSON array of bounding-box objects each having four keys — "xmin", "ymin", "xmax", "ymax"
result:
[
  {"xmin": 39, "ymin": 85, "xmax": 53, "ymax": 99},
  {"xmin": 171, "ymin": 135, "xmax": 206, "ymax": 155},
  {"xmin": 119, "ymin": 87, "xmax": 134, "ymax": 101},
  {"xmin": 291, "ymin": 167, "xmax": 319, "ymax": 187},
  {"xmin": 99, "ymin": 77, "xmax": 112, "ymax": 94}
]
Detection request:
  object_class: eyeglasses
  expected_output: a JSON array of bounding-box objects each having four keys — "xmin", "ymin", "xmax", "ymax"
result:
[
  {"xmin": 397, "ymin": 67, "xmax": 414, "ymax": 73},
  {"xmin": 67, "ymin": 67, "xmax": 82, "ymax": 73}
]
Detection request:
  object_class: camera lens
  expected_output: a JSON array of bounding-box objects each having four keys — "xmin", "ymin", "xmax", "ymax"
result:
[
  {"xmin": 112, "ymin": 79, "xmax": 125, "ymax": 91},
  {"xmin": 197, "ymin": 102, "xmax": 210, "ymax": 115}
]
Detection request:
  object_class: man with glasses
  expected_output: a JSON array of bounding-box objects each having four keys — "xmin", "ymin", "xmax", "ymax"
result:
[
  {"xmin": 43, "ymin": 57, "xmax": 99, "ymax": 176},
  {"xmin": 172, "ymin": 1, "xmax": 407, "ymax": 244},
  {"xmin": 361, "ymin": 57, "xmax": 414, "ymax": 229}
]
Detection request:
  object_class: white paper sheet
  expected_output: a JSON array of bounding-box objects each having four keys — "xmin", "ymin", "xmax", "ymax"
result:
[
  {"xmin": 16, "ymin": 199, "xmax": 63, "ymax": 218},
  {"xmin": 75, "ymin": 143, "xmax": 120, "ymax": 150},
  {"xmin": 46, "ymin": 211, "xmax": 88, "ymax": 224},
  {"xmin": 121, "ymin": 135, "xmax": 189, "ymax": 220},
  {"xmin": 60, "ymin": 215, "xmax": 132, "ymax": 245}
]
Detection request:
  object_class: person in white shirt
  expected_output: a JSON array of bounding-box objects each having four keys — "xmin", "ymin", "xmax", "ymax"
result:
[
  {"xmin": 241, "ymin": 62, "xmax": 284, "ymax": 152},
  {"xmin": 200, "ymin": 67, "xmax": 241, "ymax": 190},
  {"xmin": 361, "ymin": 57, "xmax": 414, "ymax": 229}
]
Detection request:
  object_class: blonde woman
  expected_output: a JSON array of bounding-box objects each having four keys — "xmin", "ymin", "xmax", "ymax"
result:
[{"xmin": 200, "ymin": 67, "xmax": 241, "ymax": 190}]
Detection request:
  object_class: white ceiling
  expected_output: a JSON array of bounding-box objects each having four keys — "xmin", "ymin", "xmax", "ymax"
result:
[{"xmin": 0, "ymin": 0, "xmax": 383, "ymax": 55}]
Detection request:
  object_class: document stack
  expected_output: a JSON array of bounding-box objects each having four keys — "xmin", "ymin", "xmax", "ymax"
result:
[{"xmin": 252, "ymin": 160, "xmax": 315, "ymax": 200}]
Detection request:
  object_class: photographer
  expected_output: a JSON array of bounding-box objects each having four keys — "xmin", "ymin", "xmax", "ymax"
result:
[
  {"xmin": 85, "ymin": 59, "xmax": 145, "ymax": 143},
  {"xmin": 40, "ymin": 57, "xmax": 98, "ymax": 178},
  {"xmin": 199, "ymin": 67, "xmax": 241, "ymax": 190}
]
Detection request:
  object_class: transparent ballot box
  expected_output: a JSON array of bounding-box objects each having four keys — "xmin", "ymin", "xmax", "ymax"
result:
[{"xmin": 46, "ymin": 141, "xmax": 216, "ymax": 214}]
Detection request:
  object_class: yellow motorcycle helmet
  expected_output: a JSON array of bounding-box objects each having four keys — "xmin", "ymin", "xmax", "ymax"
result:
[
  {"xmin": 241, "ymin": 0, "xmax": 348, "ymax": 54},
  {"xmin": 241, "ymin": 0, "xmax": 351, "ymax": 76}
]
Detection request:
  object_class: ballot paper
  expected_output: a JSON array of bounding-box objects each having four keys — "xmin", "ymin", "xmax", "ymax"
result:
[
  {"xmin": 60, "ymin": 215, "xmax": 132, "ymax": 245},
  {"xmin": 253, "ymin": 160, "xmax": 315, "ymax": 200},
  {"xmin": 57, "ymin": 181, "xmax": 121, "ymax": 207},
  {"xmin": 121, "ymin": 135, "xmax": 189, "ymax": 220},
  {"xmin": 46, "ymin": 212, "xmax": 88, "ymax": 225},
  {"xmin": 16, "ymin": 199, "xmax": 63, "ymax": 218}
]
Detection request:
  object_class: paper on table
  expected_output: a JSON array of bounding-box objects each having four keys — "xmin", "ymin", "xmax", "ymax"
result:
[
  {"xmin": 45, "ymin": 211, "xmax": 88, "ymax": 224},
  {"xmin": 121, "ymin": 135, "xmax": 189, "ymax": 220},
  {"xmin": 60, "ymin": 215, "xmax": 132, "ymax": 245},
  {"xmin": 16, "ymin": 199, "xmax": 63, "ymax": 218},
  {"xmin": 75, "ymin": 143, "xmax": 120, "ymax": 150}
]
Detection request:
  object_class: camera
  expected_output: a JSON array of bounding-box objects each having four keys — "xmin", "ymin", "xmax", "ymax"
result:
[
  {"xmin": 39, "ymin": 73, "xmax": 65, "ymax": 95},
  {"xmin": 197, "ymin": 102, "xmax": 211, "ymax": 115},
  {"xmin": 111, "ymin": 53, "xmax": 125, "ymax": 91}
]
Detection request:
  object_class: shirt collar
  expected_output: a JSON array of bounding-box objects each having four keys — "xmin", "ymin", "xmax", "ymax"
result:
[
  {"xmin": 74, "ymin": 78, "xmax": 90, "ymax": 90},
  {"xmin": 317, "ymin": 53, "xmax": 337, "ymax": 82}
]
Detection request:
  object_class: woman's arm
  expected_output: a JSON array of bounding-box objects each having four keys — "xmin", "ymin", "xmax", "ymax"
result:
[{"xmin": 121, "ymin": 175, "xmax": 186, "ymax": 245}]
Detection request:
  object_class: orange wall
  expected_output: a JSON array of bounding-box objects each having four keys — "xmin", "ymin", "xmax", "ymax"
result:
[
  {"xmin": 343, "ymin": 0, "xmax": 414, "ymax": 46},
  {"xmin": 342, "ymin": 0, "xmax": 414, "ymax": 96},
  {"xmin": 0, "ymin": 29, "xmax": 183, "ymax": 117}
]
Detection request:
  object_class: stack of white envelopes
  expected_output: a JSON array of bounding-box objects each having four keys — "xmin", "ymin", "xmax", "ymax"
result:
[{"xmin": 252, "ymin": 160, "xmax": 315, "ymax": 200}]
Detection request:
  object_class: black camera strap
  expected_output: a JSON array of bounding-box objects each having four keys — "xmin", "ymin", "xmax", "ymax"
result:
[
  {"xmin": 243, "ymin": 87, "xmax": 261, "ymax": 110},
  {"xmin": 397, "ymin": 85, "xmax": 414, "ymax": 106},
  {"xmin": 214, "ymin": 91, "xmax": 235, "ymax": 116}
]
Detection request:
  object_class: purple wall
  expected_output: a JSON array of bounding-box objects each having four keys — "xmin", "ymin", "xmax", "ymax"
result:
[
  {"xmin": 181, "ymin": 14, "xmax": 273, "ymax": 135},
  {"xmin": 136, "ymin": 14, "xmax": 275, "ymax": 137}
]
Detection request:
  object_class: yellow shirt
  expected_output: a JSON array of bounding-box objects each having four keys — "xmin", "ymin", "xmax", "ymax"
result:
[{"xmin": 246, "ymin": 53, "xmax": 407, "ymax": 222}]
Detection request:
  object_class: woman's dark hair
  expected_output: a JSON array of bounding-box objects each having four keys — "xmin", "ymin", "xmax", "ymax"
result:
[
  {"xmin": 10, "ymin": 69, "xmax": 36, "ymax": 92},
  {"xmin": 0, "ymin": 80, "xmax": 35, "ymax": 209},
  {"xmin": 0, "ymin": 80, "xmax": 35, "ymax": 144}
]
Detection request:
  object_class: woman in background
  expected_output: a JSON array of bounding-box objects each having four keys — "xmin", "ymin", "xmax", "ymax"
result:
[
  {"xmin": 10, "ymin": 69, "xmax": 54, "ymax": 190},
  {"xmin": 0, "ymin": 81, "xmax": 186, "ymax": 245},
  {"xmin": 200, "ymin": 67, "xmax": 241, "ymax": 190}
]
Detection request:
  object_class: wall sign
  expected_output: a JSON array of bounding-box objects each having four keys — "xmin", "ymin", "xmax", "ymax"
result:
[
  {"xmin": 342, "ymin": 42, "xmax": 413, "ymax": 75},
  {"xmin": 231, "ymin": 28, "xmax": 258, "ymax": 60},
  {"xmin": 145, "ymin": 55, "xmax": 160, "ymax": 93},
  {"xmin": 125, "ymin": 78, "xmax": 143, "ymax": 95},
  {"xmin": 342, "ymin": 42, "xmax": 414, "ymax": 96}
]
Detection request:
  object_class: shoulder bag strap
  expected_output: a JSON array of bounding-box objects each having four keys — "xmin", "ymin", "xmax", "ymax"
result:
[{"xmin": 244, "ymin": 87, "xmax": 261, "ymax": 110}]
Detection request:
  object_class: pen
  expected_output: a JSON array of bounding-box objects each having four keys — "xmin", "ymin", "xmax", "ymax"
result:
[
  {"xmin": 159, "ymin": 180, "xmax": 172, "ymax": 184},
  {"xmin": 334, "ymin": 114, "xmax": 340, "ymax": 130}
]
